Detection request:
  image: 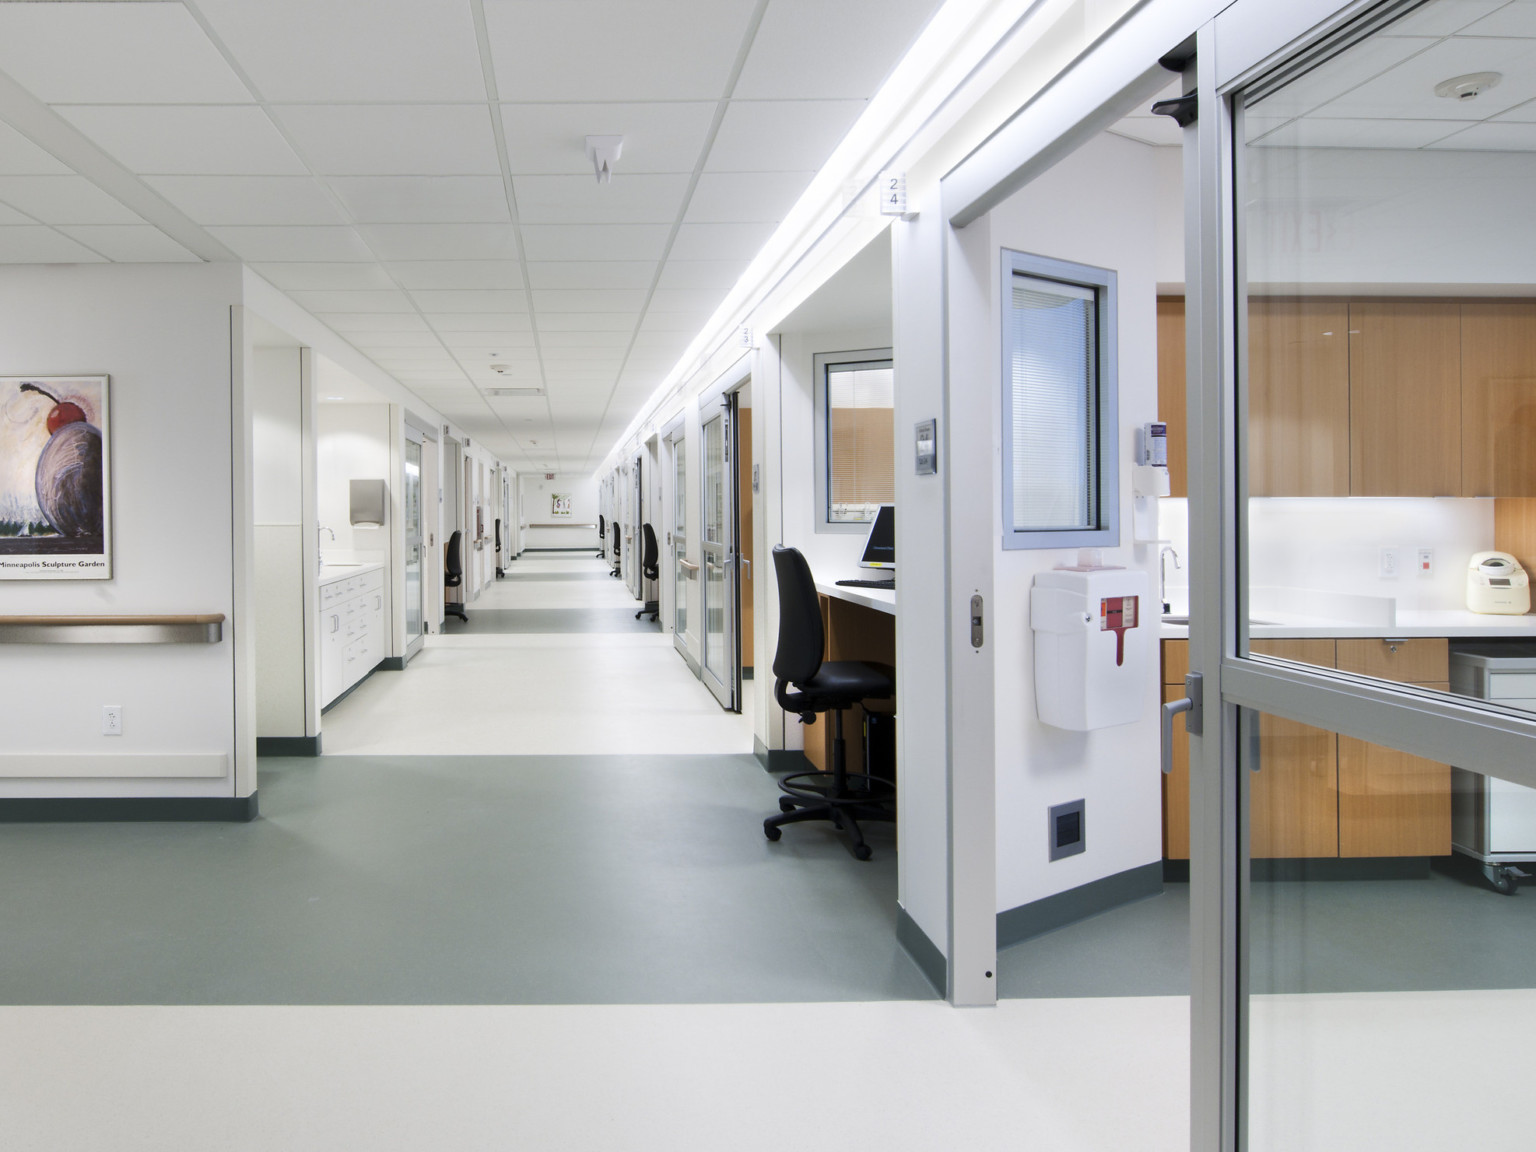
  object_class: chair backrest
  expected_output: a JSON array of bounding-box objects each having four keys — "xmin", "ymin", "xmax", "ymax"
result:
[
  {"xmin": 612, "ymin": 521, "xmax": 621, "ymax": 555},
  {"xmin": 445, "ymin": 530, "xmax": 463, "ymax": 582},
  {"xmin": 641, "ymin": 523, "xmax": 658, "ymax": 577},
  {"xmin": 598, "ymin": 514, "xmax": 605, "ymax": 540},
  {"xmin": 771, "ymin": 545, "xmax": 823, "ymax": 686}
]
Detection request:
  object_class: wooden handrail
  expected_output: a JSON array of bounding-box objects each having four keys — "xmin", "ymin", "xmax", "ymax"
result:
[{"xmin": 0, "ymin": 614, "xmax": 225, "ymax": 644}]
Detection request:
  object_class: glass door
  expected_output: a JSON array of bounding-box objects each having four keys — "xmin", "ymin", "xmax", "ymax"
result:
[
  {"xmin": 700, "ymin": 397, "xmax": 737, "ymax": 710},
  {"xmin": 1185, "ymin": 3, "xmax": 1536, "ymax": 1145},
  {"xmin": 402, "ymin": 433, "xmax": 424, "ymax": 660},
  {"xmin": 671, "ymin": 432, "xmax": 691, "ymax": 661}
]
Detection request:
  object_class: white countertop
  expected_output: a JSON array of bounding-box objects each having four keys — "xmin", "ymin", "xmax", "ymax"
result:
[
  {"xmin": 816, "ymin": 580, "xmax": 896, "ymax": 616},
  {"xmin": 1160, "ymin": 609, "xmax": 1536, "ymax": 640},
  {"xmin": 318, "ymin": 562, "xmax": 385, "ymax": 585}
]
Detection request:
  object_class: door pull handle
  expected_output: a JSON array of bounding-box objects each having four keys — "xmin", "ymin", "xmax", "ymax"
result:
[{"xmin": 1161, "ymin": 672, "xmax": 1203, "ymax": 775}]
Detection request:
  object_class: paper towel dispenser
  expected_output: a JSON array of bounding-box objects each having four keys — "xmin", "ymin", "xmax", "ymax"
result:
[
  {"xmin": 349, "ymin": 479, "xmax": 388, "ymax": 528},
  {"xmin": 1030, "ymin": 566, "xmax": 1151, "ymax": 730}
]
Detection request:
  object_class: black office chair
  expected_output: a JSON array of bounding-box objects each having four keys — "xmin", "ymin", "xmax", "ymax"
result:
[
  {"xmin": 494, "ymin": 518, "xmax": 504, "ymax": 578},
  {"xmin": 444, "ymin": 529, "xmax": 468, "ymax": 623},
  {"xmin": 636, "ymin": 523, "xmax": 659, "ymax": 621},
  {"xmin": 597, "ymin": 514, "xmax": 607, "ymax": 558},
  {"xmin": 610, "ymin": 521, "xmax": 622, "ymax": 577},
  {"xmin": 764, "ymin": 545, "xmax": 894, "ymax": 861}
]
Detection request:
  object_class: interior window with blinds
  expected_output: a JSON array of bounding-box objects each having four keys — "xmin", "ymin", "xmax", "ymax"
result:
[
  {"xmin": 1002, "ymin": 252, "xmax": 1117, "ymax": 548},
  {"xmin": 818, "ymin": 355, "xmax": 894, "ymax": 526}
]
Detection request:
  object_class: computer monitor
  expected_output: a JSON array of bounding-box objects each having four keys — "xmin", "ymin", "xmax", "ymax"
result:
[{"xmin": 858, "ymin": 504, "xmax": 895, "ymax": 570}]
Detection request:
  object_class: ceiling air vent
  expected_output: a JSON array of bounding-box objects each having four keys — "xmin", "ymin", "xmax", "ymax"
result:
[{"xmin": 484, "ymin": 387, "xmax": 546, "ymax": 397}]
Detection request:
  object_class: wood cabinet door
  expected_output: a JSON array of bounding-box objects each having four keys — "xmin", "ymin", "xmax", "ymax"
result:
[
  {"xmin": 1461, "ymin": 301, "xmax": 1536, "ymax": 497},
  {"xmin": 1250, "ymin": 640, "xmax": 1341, "ymax": 858},
  {"xmin": 1335, "ymin": 637, "xmax": 1448, "ymax": 684},
  {"xmin": 1348, "ymin": 302, "xmax": 1462, "ymax": 496},
  {"xmin": 1157, "ymin": 298, "xmax": 1187, "ymax": 498},
  {"xmin": 1248, "ymin": 300, "xmax": 1351, "ymax": 496},
  {"xmin": 1339, "ymin": 716, "xmax": 1453, "ymax": 857}
]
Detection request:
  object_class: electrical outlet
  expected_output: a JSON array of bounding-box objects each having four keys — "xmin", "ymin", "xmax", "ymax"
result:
[
  {"xmin": 1417, "ymin": 548, "xmax": 1435, "ymax": 577},
  {"xmin": 1379, "ymin": 548, "xmax": 1402, "ymax": 579},
  {"xmin": 102, "ymin": 705, "xmax": 123, "ymax": 736}
]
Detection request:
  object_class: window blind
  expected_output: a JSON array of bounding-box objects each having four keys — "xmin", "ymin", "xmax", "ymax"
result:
[
  {"xmin": 1009, "ymin": 275, "xmax": 1097, "ymax": 532},
  {"xmin": 827, "ymin": 364, "xmax": 894, "ymax": 522}
]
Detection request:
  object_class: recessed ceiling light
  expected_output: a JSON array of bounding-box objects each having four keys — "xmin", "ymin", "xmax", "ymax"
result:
[{"xmin": 1435, "ymin": 71, "xmax": 1501, "ymax": 101}]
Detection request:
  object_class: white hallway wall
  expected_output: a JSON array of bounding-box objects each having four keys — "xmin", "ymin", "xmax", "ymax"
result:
[
  {"xmin": 0, "ymin": 262, "xmax": 249, "ymax": 799},
  {"xmin": 521, "ymin": 473, "xmax": 599, "ymax": 551}
]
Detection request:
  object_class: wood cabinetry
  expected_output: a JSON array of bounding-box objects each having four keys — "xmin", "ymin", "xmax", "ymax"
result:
[
  {"xmin": 1159, "ymin": 297, "xmax": 1536, "ymax": 497},
  {"xmin": 1348, "ymin": 302, "xmax": 1463, "ymax": 497},
  {"xmin": 1160, "ymin": 636, "xmax": 1452, "ymax": 861},
  {"xmin": 1461, "ymin": 301, "xmax": 1536, "ymax": 497},
  {"xmin": 1334, "ymin": 638, "xmax": 1451, "ymax": 857}
]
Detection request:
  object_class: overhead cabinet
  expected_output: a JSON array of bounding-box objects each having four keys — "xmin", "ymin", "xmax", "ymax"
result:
[{"xmin": 1157, "ymin": 297, "xmax": 1536, "ymax": 498}]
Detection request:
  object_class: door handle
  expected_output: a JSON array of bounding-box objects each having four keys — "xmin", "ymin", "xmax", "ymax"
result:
[
  {"xmin": 740, "ymin": 556, "xmax": 751, "ymax": 579},
  {"xmin": 679, "ymin": 558, "xmax": 699, "ymax": 574},
  {"xmin": 1161, "ymin": 672, "xmax": 1203, "ymax": 776}
]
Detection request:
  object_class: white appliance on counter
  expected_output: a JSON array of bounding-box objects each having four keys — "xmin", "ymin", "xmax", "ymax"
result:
[
  {"xmin": 1031, "ymin": 566, "xmax": 1151, "ymax": 731},
  {"xmin": 1466, "ymin": 551, "xmax": 1530, "ymax": 615},
  {"xmin": 320, "ymin": 566, "xmax": 387, "ymax": 708},
  {"xmin": 1449, "ymin": 642, "xmax": 1536, "ymax": 894}
]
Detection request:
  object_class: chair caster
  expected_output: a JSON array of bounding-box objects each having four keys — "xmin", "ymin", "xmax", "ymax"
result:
[
  {"xmin": 763, "ymin": 822, "xmax": 782, "ymax": 842},
  {"xmin": 779, "ymin": 797, "xmax": 797, "ymax": 813},
  {"xmin": 853, "ymin": 844, "xmax": 873, "ymax": 862}
]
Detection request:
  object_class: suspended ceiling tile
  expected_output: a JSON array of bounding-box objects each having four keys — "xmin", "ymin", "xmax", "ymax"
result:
[
  {"xmin": 0, "ymin": 3, "xmax": 252, "ymax": 104},
  {"xmin": 408, "ymin": 289, "xmax": 528, "ymax": 313},
  {"xmin": 706, "ymin": 100, "xmax": 866, "ymax": 172},
  {"xmin": 369, "ymin": 353, "xmax": 464, "ymax": 369},
  {"xmin": 206, "ymin": 225, "xmax": 373, "ymax": 262},
  {"xmin": 1108, "ymin": 116, "xmax": 1184, "ymax": 147},
  {"xmin": 343, "ymin": 330, "xmax": 447, "ymax": 349},
  {"xmin": 438, "ymin": 331, "xmax": 538, "ymax": 350},
  {"xmin": 1258, "ymin": 117, "xmax": 1474, "ymax": 149},
  {"xmin": 144, "ymin": 175, "xmax": 349, "ymax": 226},
  {"xmin": 319, "ymin": 312, "xmax": 432, "ymax": 333},
  {"xmin": 57, "ymin": 225, "xmax": 200, "ymax": 263},
  {"xmin": 525, "ymin": 260, "xmax": 657, "ymax": 290},
  {"xmin": 535, "ymin": 312, "xmax": 640, "ymax": 332},
  {"xmin": 327, "ymin": 176, "xmax": 511, "ymax": 224},
  {"xmin": 0, "ymin": 226, "xmax": 107, "ymax": 263},
  {"xmin": 483, "ymin": 0, "xmax": 756, "ymax": 102},
  {"xmin": 649, "ymin": 287, "xmax": 725, "ymax": 313},
  {"xmin": 358, "ymin": 223, "xmax": 521, "ymax": 261},
  {"xmin": 668, "ymin": 220, "xmax": 777, "ymax": 261},
  {"xmin": 733, "ymin": 0, "xmax": 940, "ymax": 100},
  {"xmin": 1320, "ymin": 37, "xmax": 1536, "ymax": 121},
  {"xmin": 1427, "ymin": 120, "xmax": 1536, "ymax": 150},
  {"xmin": 0, "ymin": 175, "xmax": 143, "ymax": 225},
  {"xmin": 655, "ymin": 259, "xmax": 747, "ymax": 291},
  {"xmin": 386, "ymin": 260, "xmax": 525, "ymax": 289},
  {"xmin": 539, "ymin": 349, "xmax": 626, "ymax": 365},
  {"xmin": 519, "ymin": 223, "xmax": 670, "ymax": 261},
  {"xmin": 426, "ymin": 313, "xmax": 534, "ymax": 332},
  {"xmin": 537, "ymin": 330, "xmax": 632, "ymax": 349},
  {"xmin": 684, "ymin": 171, "xmax": 813, "ymax": 223},
  {"xmin": 1390, "ymin": 0, "xmax": 1508, "ymax": 36},
  {"xmin": 456, "ymin": 347, "xmax": 541, "ymax": 364},
  {"xmin": 1466, "ymin": 2, "xmax": 1536, "ymax": 36},
  {"xmin": 1497, "ymin": 99, "xmax": 1536, "ymax": 123},
  {"xmin": 501, "ymin": 101, "xmax": 715, "ymax": 175},
  {"xmin": 531, "ymin": 288, "xmax": 649, "ymax": 312},
  {"xmin": 0, "ymin": 123, "xmax": 72, "ymax": 176},
  {"xmin": 288, "ymin": 289, "xmax": 417, "ymax": 313},
  {"xmin": 638, "ymin": 310, "xmax": 711, "ymax": 332},
  {"xmin": 195, "ymin": 0, "xmax": 486, "ymax": 102},
  {"xmin": 1248, "ymin": 36, "xmax": 1438, "ymax": 121},
  {"xmin": 0, "ymin": 202, "xmax": 31, "ymax": 226},
  {"xmin": 630, "ymin": 329, "xmax": 692, "ymax": 350},
  {"xmin": 250, "ymin": 262, "xmax": 399, "ymax": 290},
  {"xmin": 272, "ymin": 105, "xmax": 500, "ymax": 176},
  {"xmin": 57, "ymin": 106, "xmax": 308, "ymax": 175},
  {"xmin": 512, "ymin": 173, "xmax": 690, "ymax": 224}
]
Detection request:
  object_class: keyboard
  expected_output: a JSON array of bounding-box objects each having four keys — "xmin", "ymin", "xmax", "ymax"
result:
[{"xmin": 835, "ymin": 577, "xmax": 895, "ymax": 590}]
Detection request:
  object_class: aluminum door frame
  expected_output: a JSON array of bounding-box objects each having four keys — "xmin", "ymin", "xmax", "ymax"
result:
[
  {"xmin": 699, "ymin": 393, "xmax": 739, "ymax": 711},
  {"xmin": 401, "ymin": 424, "xmax": 427, "ymax": 661}
]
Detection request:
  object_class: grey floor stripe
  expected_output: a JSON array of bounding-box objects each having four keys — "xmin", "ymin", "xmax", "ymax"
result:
[
  {"xmin": 495, "ymin": 572, "xmax": 612, "ymax": 582},
  {"xmin": 442, "ymin": 608, "xmax": 659, "ymax": 634}
]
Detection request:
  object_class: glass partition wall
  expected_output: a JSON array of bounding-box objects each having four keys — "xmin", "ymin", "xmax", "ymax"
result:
[{"xmin": 1190, "ymin": 1, "xmax": 1536, "ymax": 1145}]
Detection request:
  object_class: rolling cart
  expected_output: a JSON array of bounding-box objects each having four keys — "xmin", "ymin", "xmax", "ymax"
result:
[{"xmin": 1450, "ymin": 643, "xmax": 1536, "ymax": 895}]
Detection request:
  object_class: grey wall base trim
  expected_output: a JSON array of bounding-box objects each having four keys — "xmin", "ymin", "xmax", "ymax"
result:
[
  {"xmin": 897, "ymin": 906, "xmax": 947, "ymax": 995},
  {"xmin": 1162, "ymin": 857, "xmax": 1431, "ymax": 883},
  {"xmin": 378, "ymin": 656, "xmax": 407, "ymax": 672},
  {"xmin": 753, "ymin": 737, "xmax": 812, "ymax": 775},
  {"xmin": 998, "ymin": 861, "xmax": 1163, "ymax": 949},
  {"xmin": 0, "ymin": 794, "xmax": 258, "ymax": 823},
  {"xmin": 320, "ymin": 664, "xmax": 382, "ymax": 714},
  {"xmin": 256, "ymin": 735, "xmax": 321, "ymax": 757}
]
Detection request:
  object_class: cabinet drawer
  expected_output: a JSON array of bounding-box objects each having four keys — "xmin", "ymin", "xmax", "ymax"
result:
[
  {"xmin": 358, "ymin": 570, "xmax": 384, "ymax": 595},
  {"xmin": 1488, "ymin": 674, "xmax": 1536, "ymax": 700},
  {"xmin": 1335, "ymin": 637, "xmax": 1448, "ymax": 684},
  {"xmin": 1251, "ymin": 638, "xmax": 1336, "ymax": 670}
]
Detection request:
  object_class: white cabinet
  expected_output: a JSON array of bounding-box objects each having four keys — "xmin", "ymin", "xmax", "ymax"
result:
[{"xmin": 319, "ymin": 567, "xmax": 387, "ymax": 708}]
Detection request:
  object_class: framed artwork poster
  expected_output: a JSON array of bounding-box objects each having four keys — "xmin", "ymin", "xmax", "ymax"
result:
[
  {"xmin": 551, "ymin": 493, "xmax": 572, "ymax": 518},
  {"xmin": 0, "ymin": 376, "xmax": 112, "ymax": 580}
]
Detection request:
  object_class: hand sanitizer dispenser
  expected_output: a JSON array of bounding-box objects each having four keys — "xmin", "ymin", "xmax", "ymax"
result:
[
  {"xmin": 1132, "ymin": 422, "xmax": 1170, "ymax": 543},
  {"xmin": 1030, "ymin": 565, "xmax": 1151, "ymax": 730}
]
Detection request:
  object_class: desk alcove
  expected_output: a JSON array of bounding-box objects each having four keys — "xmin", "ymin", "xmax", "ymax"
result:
[{"xmin": 802, "ymin": 582, "xmax": 896, "ymax": 779}]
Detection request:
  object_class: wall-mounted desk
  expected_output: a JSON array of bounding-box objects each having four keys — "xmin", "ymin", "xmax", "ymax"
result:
[{"xmin": 803, "ymin": 580, "xmax": 896, "ymax": 776}]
